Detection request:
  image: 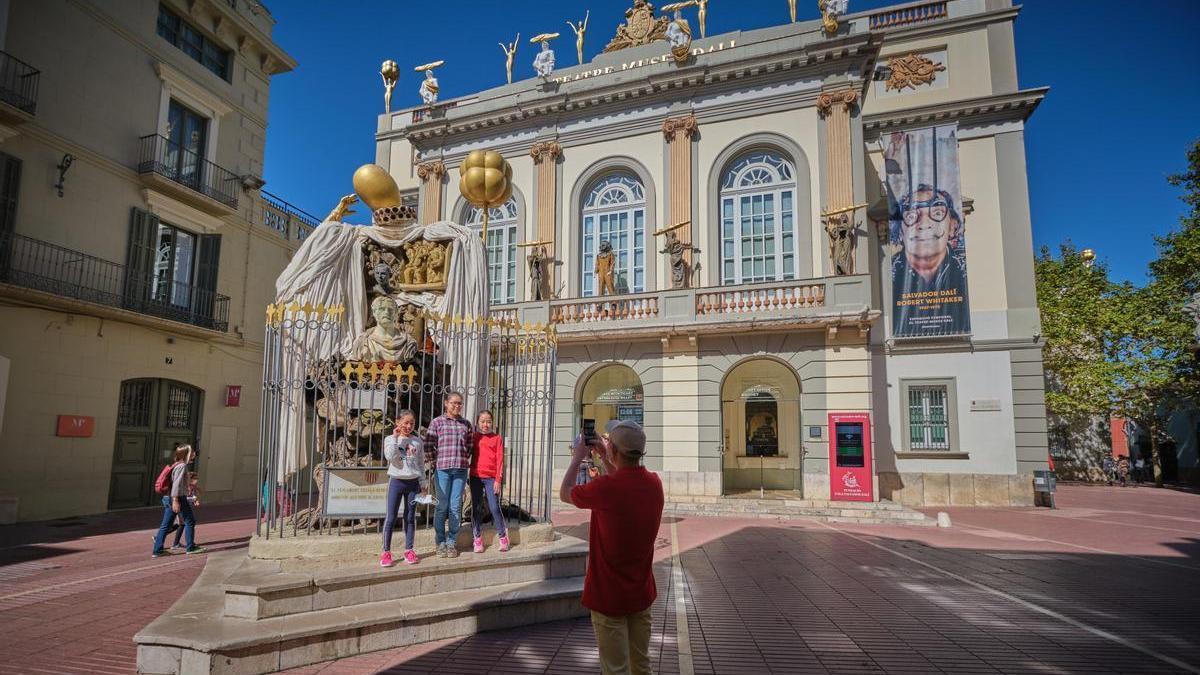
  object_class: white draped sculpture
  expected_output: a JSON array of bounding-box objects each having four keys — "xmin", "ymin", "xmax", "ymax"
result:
[
  {"xmin": 533, "ymin": 41, "xmax": 556, "ymax": 78},
  {"xmin": 271, "ymin": 167, "xmax": 488, "ymax": 482}
]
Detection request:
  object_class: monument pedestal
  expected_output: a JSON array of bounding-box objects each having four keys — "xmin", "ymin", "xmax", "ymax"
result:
[{"xmin": 135, "ymin": 527, "xmax": 586, "ymax": 674}]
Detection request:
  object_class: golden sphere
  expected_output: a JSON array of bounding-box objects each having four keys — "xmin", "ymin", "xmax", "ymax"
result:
[
  {"xmin": 1081, "ymin": 248, "xmax": 1096, "ymax": 262},
  {"xmin": 380, "ymin": 59, "xmax": 399, "ymax": 82},
  {"xmin": 352, "ymin": 164, "xmax": 401, "ymax": 210},
  {"xmin": 459, "ymin": 151, "xmax": 512, "ymax": 208}
]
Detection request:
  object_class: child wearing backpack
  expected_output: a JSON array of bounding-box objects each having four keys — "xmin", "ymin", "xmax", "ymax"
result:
[
  {"xmin": 151, "ymin": 444, "xmax": 205, "ymax": 558},
  {"xmin": 469, "ymin": 410, "xmax": 509, "ymax": 553}
]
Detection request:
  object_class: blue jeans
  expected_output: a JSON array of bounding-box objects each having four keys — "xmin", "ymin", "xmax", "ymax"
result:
[
  {"xmin": 434, "ymin": 468, "xmax": 467, "ymax": 547},
  {"xmin": 383, "ymin": 477, "xmax": 421, "ymax": 552},
  {"xmin": 153, "ymin": 496, "xmax": 194, "ymax": 553},
  {"xmin": 470, "ymin": 476, "xmax": 507, "ymax": 539}
]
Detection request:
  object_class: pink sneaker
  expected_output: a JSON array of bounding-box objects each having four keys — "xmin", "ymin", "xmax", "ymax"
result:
[
  {"xmin": 403, "ymin": 550, "xmax": 418, "ymax": 565},
  {"xmin": 498, "ymin": 535, "xmax": 510, "ymax": 552},
  {"xmin": 380, "ymin": 551, "xmax": 394, "ymax": 568},
  {"xmin": 473, "ymin": 537, "xmax": 484, "ymax": 553}
]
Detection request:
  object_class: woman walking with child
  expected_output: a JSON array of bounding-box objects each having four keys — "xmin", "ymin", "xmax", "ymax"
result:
[
  {"xmin": 381, "ymin": 410, "xmax": 427, "ymax": 567},
  {"xmin": 470, "ymin": 410, "xmax": 509, "ymax": 553},
  {"xmin": 151, "ymin": 444, "xmax": 205, "ymax": 558}
]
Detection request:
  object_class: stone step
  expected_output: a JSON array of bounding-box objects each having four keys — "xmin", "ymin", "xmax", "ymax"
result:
[
  {"xmin": 137, "ymin": 549, "xmax": 587, "ymax": 675},
  {"xmin": 663, "ymin": 497, "xmax": 933, "ymax": 526},
  {"xmin": 223, "ymin": 535, "xmax": 588, "ymax": 620}
]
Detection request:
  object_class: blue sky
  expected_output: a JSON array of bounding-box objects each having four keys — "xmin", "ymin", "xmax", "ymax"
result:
[{"xmin": 262, "ymin": 0, "xmax": 1200, "ymax": 284}]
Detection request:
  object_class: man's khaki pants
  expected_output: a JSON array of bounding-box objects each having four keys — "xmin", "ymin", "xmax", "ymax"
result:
[{"xmin": 590, "ymin": 608, "xmax": 653, "ymax": 675}]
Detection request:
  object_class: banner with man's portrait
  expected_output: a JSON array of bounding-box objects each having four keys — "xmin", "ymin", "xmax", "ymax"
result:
[{"xmin": 881, "ymin": 125, "xmax": 970, "ymax": 338}]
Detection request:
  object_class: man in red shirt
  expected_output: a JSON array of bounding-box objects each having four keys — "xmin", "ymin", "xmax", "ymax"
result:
[{"xmin": 560, "ymin": 420, "xmax": 664, "ymax": 675}]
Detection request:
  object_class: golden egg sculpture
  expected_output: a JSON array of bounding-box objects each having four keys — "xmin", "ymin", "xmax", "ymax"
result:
[
  {"xmin": 352, "ymin": 164, "xmax": 402, "ymax": 210},
  {"xmin": 459, "ymin": 150, "xmax": 512, "ymax": 211}
]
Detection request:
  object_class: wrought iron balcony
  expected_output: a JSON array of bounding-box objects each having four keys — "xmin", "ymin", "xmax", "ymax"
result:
[
  {"xmin": 0, "ymin": 230, "xmax": 229, "ymax": 332},
  {"xmin": 0, "ymin": 49, "xmax": 39, "ymax": 118},
  {"xmin": 260, "ymin": 189, "xmax": 319, "ymax": 241},
  {"xmin": 137, "ymin": 134, "xmax": 240, "ymax": 211},
  {"xmin": 493, "ymin": 274, "xmax": 875, "ymax": 341}
]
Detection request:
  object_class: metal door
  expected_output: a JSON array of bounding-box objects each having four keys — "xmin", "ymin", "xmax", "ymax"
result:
[{"xmin": 107, "ymin": 379, "xmax": 202, "ymax": 509}]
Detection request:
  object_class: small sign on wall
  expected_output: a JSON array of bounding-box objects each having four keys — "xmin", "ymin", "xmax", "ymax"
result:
[
  {"xmin": 56, "ymin": 415, "xmax": 94, "ymax": 437},
  {"xmin": 225, "ymin": 386, "xmax": 242, "ymax": 407},
  {"xmin": 970, "ymin": 399, "xmax": 1001, "ymax": 412}
]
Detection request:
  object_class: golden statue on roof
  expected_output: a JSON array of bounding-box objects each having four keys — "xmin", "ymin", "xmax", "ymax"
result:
[{"xmin": 603, "ymin": 0, "xmax": 671, "ymax": 53}]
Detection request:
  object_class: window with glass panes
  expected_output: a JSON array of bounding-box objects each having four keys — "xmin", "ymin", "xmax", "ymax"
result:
[
  {"xmin": 719, "ymin": 152, "xmax": 797, "ymax": 285},
  {"xmin": 152, "ymin": 223, "xmax": 197, "ymax": 309},
  {"xmin": 157, "ymin": 5, "xmax": 231, "ymax": 80},
  {"xmin": 907, "ymin": 384, "xmax": 951, "ymax": 450},
  {"xmin": 581, "ymin": 174, "xmax": 645, "ymax": 296},
  {"xmin": 465, "ymin": 199, "xmax": 519, "ymax": 304}
]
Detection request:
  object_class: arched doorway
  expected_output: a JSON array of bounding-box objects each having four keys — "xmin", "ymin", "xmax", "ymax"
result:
[
  {"xmin": 578, "ymin": 364, "xmax": 644, "ymax": 435},
  {"xmin": 720, "ymin": 359, "xmax": 801, "ymax": 495},
  {"xmin": 108, "ymin": 378, "xmax": 203, "ymax": 509}
]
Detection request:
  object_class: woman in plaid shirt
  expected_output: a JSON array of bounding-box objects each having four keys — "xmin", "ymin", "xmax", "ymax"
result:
[{"xmin": 424, "ymin": 391, "xmax": 473, "ymax": 557}]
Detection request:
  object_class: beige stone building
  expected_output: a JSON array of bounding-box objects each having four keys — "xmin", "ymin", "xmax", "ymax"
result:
[
  {"xmin": 376, "ymin": 0, "xmax": 1049, "ymax": 507},
  {"xmin": 0, "ymin": 0, "xmax": 307, "ymax": 522}
]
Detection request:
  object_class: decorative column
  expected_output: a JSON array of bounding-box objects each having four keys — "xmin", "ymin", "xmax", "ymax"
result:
[
  {"xmin": 530, "ymin": 140, "xmax": 561, "ymax": 298},
  {"xmin": 662, "ymin": 114, "xmax": 698, "ymax": 283},
  {"xmin": 817, "ymin": 89, "xmax": 860, "ymax": 275},
  {"xmin": 416, "ymin": 160, "xmax": 445, "ymax": 224}
]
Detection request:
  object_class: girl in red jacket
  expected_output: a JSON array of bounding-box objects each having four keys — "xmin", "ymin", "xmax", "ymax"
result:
[{"xmin": 470, "ymin": 410, "xmax": 509, "ymax": 553}]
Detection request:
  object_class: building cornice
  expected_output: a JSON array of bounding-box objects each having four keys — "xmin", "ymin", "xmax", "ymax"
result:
[{"xmin": 862, "ymin": 87, "xmax": 1048, "ymax": 137}]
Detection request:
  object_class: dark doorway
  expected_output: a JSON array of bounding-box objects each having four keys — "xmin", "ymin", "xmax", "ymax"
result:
[{"xmin": 107, "ymin": 378, "xmax": 202, "ymax": 509}]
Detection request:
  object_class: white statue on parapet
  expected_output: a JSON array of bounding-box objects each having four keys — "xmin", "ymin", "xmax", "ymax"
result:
[
  {"xmin": 415, "ymin": 61, "xmax": 443, "ymax": 105},
  {"xmin": 531, "ymin": 33, "xmax": 558, "ymax": 78},
  {"xmin": 665, "ymin": 5, "xmax": 692, "ymax": 49}
]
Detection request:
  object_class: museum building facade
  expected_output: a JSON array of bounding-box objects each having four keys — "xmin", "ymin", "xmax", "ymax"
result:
[
  {"xmin": 377, "ymin": 0, "xmax": 1049, "ymax": 506},
  {"xmin": 0, "ymin": 0, "xmax": 306, "ymax": 522}
]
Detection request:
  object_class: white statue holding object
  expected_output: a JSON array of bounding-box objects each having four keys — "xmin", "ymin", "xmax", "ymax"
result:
[
  {"xmin": 418, "ymin": 69, "xmax": 439, "ymax": 105},
  {"xmin": 666, "ymin": 8, "xmax": 691, "ymax": 49},
  {"xmin": 532, "ymin": 37, "xmax": 556, "ymax": 78}
]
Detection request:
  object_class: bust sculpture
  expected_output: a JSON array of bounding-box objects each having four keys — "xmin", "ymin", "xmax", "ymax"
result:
[{"xmin": 353, "ymin": 296, "xmax": 418, "ymax": 363}]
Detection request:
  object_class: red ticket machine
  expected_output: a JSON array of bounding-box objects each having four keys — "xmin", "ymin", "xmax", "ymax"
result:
[{"xmin": 828, "ymin": 413, "xmax": 873, "ymax": 502}]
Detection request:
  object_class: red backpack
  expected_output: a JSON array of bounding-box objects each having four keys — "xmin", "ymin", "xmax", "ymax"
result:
[{"xmin": 154, "ymin": 462, "xmax": 178, "ymax": 496}]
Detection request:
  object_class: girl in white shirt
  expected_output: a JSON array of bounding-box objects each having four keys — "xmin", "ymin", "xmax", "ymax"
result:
[{"xmin": 381, "ymin": 410, "xmax": 427, "ymax": 567}]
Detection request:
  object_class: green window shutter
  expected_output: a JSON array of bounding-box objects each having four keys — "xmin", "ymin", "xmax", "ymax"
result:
[
  {"xmin": 195, "ymin": 234, "xmax": 221, "ymax": 328},
  {"xmin": 124, "ymin": 207, "xmax": 159, "ymax": 310},
  {"xmin": 0, "ymin": 153, "xmax": 21, "ymax": 280}
]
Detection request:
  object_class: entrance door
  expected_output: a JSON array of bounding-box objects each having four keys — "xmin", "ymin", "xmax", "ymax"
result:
[
  {"xmin": 720, "ymin": 359, "xmax": 802, "ymax": 495},
  {"xmin": 108, "ymin": 379, "xmax": 202, "ymax": 509}
]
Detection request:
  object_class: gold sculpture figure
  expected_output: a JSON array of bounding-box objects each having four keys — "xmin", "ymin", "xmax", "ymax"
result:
[
  {"xmin": 566, "ymin": 11, "xmax": 589, "ymax": 65},
  {"xmin": 697, "ymin": 0, "xmax": 709, "ymax": 38},
  {"xmin": 788, "ymin": 0, "xmax": 797, "ymax": 22},
  {"xmin": 499, "ymin": 33, "xmax": 520, "ymax": 84},
  {"xmin": 397, "ymin": 239, "xmax": 452, "ymax": 291},
  {"xmin": 595, "ymin": 239, "xmax": 617, "ymax": 296},
  {"xmin": 326, "ymin": 194, "xmax": 359, "ymax": 223},
  {"xmin": 818, "ymin": 0, "xmax": 847, "ymax": 36},
  {"xmin": 380, "ymin": 59, "xmax": 399, "ymax": 113}
]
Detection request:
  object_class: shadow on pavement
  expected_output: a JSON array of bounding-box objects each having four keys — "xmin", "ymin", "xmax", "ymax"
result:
[{"xmin": 327, "ymin": 522, "xmax": 1200, "ymax": 675}]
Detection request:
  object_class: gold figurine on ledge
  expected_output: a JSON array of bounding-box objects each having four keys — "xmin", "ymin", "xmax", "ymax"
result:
[
  {"xmin": 499, "ymin": 33, "xmax": 520, "ymax": 84},
  {"xmin": 380, "ymin": 59, "xmax": 399, "ymax": 113},
  {"xmin": 697, "ymin": 0, "xmax": 709, "ymax": 38},
  {"xmin": 566, "ymin": 11, "xmax": 589, "ymax": 65},
  {"xmin": 788, "ymin": 0, "xmax": 797, "ymax": 22}
]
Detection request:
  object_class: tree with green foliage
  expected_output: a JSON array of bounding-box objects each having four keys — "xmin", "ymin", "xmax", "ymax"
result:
[{"xmin": 1037, "ymin": 139, "xmax": 1200, "ymax": 487}]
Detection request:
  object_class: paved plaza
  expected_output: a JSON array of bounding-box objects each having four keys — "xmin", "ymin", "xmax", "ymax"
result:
[{"xmin": 1, "ymin": 485, "xmax": 1198, "ymax": 674}]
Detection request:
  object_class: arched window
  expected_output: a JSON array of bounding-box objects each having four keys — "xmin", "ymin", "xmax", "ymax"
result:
[
  {"xmin": 581, "ymin": 173, "xmax": 646, "ymax": 296},
  {"xmin": 579, "ymin": 364, "xmax": 644, "ymax": 434},
  {"xmin": 465, "ymin": 198, "xmax": 519, "ymax": 304},
  {"xmin": 719, "ymin": 151, "xmax": 797, "ymax": 285}
]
